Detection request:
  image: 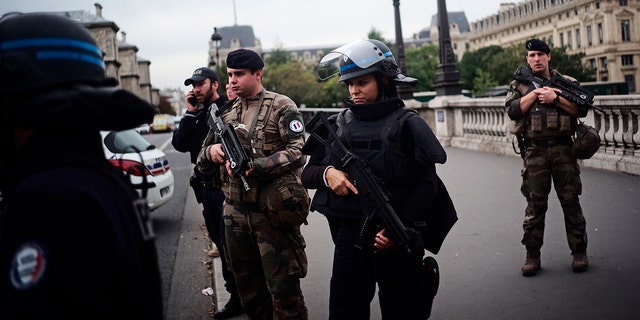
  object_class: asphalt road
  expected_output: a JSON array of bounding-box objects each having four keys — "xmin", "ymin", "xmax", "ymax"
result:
[{"xmin": 148, "ymin": 132, "xmax": 640, "ymax": 320}]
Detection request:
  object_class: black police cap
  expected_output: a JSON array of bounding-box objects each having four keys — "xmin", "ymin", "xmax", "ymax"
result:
[{"xmin": 184, "ymin": 67, "xmax": 218, "ymax": 86}]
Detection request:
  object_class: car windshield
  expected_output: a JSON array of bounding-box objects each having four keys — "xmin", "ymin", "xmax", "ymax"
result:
[{"xmin": 103, "ymin": 129, "xmax": 156, "ymax": 153}]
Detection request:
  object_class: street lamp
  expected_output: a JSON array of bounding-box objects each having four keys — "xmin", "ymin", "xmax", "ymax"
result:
[
  {"xmin": 211, "ymin": 27, "xmax": 222, "ymax": 68},
  {"xmin": 392, "ymin": 0, "xmax": 413, "ymax": 99}
]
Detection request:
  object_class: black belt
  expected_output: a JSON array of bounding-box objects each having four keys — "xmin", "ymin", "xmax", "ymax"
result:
[
  {"xmin": 200, "ymin": 181, "xmax": 216, "ymax": 189},
  {"xmin": 527, "ymin": 137, "xmax": 572, "ymax": 147}
]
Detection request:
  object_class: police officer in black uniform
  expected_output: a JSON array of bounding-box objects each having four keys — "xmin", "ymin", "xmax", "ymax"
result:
[
  {"xmin": 172, "ymin": 67, "xmax": 243, "ymax": 319},
  {"xmin": 0, "ymin": 12, "xmax": 163, "ymax": 318},
  {"xmin": 302, "ymin": 39, "xmax": 457, "ymax": 320}
]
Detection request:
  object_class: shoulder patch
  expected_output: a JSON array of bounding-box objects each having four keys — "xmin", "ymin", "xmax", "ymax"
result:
[
  {"xmin": 10, "ymin": 242, "xmax": 47, "ymax": 290},
  {"xmin": 289, "ymin": 119, "xmax": 304, "ymax": 133}
]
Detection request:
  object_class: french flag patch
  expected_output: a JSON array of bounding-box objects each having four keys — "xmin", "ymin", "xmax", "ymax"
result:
[
  {"xmin": 10, "ymin": 242, "xmax": 47, "ymax": 290},
  {"xmin": 289, "ymin": 119, "xmax": 304, "ymax": 133}
]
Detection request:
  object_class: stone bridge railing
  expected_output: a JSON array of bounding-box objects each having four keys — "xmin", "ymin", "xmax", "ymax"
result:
[{"xmin": 299, "ymin": 94, "xmax": 640, "ymax": 176}]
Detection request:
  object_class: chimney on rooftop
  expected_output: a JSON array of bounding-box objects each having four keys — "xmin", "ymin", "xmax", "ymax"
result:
[
  {"xmin": 121, "ymin": 31, "xmax": 126, "ymax": 43},
  {"xmin": 94, "ymin": 3, "xmax": 103, "ymax": 17}
]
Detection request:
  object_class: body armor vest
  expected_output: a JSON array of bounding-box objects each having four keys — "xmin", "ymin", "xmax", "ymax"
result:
[
  {"xmin": 335, "ymin": 108, "xmax": 418, "ymax": 185},
  {"xmin": 516, "ymin": 79, "xmax": 575, "ymax": 139},
  {"xmin": 220, "ymin": 93, "xmax": 275, "ymax": 204}
]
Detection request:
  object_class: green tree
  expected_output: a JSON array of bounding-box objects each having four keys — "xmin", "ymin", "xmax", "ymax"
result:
[
  {"xmin": 405, "ymin": 44, "xmax": 439, "ymax": 92},
  {"xmin": 549, "ymin": 46, "xmax": 595, "ymax": 82},
  {"xmin": 458, "ymin": 45, "xmax": 504, "ymax": 91},
  {"xmin": 263, "ymin": 60, "xmax": 329, "ymax": 108},
  {"xmin": 472, "ymin": 68, "xmax": 499, "ymax": 97},
  {"xmin": 456, "ymin": 41, "xmax": 594, "ymax": 94},
  {"xmin": 265, "ymin": 47, "xmax": 292, "ymax": 66},
  {"xmin": 367, "ymin": 28, "xmax": 392, "ymax": 50}
]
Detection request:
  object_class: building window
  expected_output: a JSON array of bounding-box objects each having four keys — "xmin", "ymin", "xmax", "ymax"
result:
[
  {"xmin": 621, "ymin": 20, "xmax": 631, "ymax": 42},
  {"xmin": 576, "ymin": 29, "xmax": 581, "ymax": 48},
  {"xmin": 620, "ymin": 0, "xmax": 628, "ymax": 5},
  {"xmin": 589, "ymin": 59, "xmax": 597, "ymax": 70},
  {"xmin": 600, "ymin": 57, "xmax": 608, "ymax": 70},
  {"xmin": 598, "ymin": 23, "xmax": 604, "ymax": 44},
  {"xmin": 622, "ymin": 55, "xmax": 633, "ymax": 66},
  {"xmin": 560, "ymin": 33, "xmax": 565, "ymax": 47},
  {"xmin": 587, "ymin": 26, "xmax": 593, "ymax": 46},
  {"xmin": 625, "ymin": 75, "xmax": 635, "ymax": 92},
  {"xmin": 568, "ymin": 30, "xmax": 573, "ymax": 49}
]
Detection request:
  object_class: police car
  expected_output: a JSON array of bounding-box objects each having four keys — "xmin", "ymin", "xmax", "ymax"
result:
[{"xmin": 100, "ymin": 129, "xmax": 175, "ymax": 211}]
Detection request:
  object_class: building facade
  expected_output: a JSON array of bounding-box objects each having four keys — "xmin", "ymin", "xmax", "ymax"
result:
[
  {"xmin": 209, "ymin": 1, "xmax": 638, "ymax": 94},
  {"xmin": 46, "ymin": 3, "xmax": 157, "ymax": 107},
  {"xmin": 466, "ymin": 0, "xmax": 639, "ymax": 93}
]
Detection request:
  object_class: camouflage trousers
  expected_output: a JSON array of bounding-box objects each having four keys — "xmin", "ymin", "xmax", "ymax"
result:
[
  {"xmin": 520, "ymin": 144, "xmax": 588, "ymax": 253},
  {"xmin": 223, "ymin": 203, "xmax": 308, "ymax": 319}
]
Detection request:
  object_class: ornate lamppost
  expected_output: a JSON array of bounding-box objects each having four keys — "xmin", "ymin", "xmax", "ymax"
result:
[
  {"xmin": 210, "ymin": 27, "xmax": 222, "ymax": 68},
  {"xmin": 392, "ymin": 0, "xmax": 413, "ymax": 99},
  {"xmin": 433, "ymin": 0, "xmax": 462, "ymax": 96}
]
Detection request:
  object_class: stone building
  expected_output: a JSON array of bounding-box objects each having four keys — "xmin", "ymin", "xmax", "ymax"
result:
[
  {"xmin": 46, "ymin": 3, "xmax": 158, "ymax": 106},
  {"xmin": 207, "ymin": 25, "xmax": 262, "ymax": 68},
  {"xmin": 209, "ymin": 1, "xmax": 639, "ymax": 94},
  {"xmin": 466, "ymin": 0, "xmax": 639, "ymax": 93}
]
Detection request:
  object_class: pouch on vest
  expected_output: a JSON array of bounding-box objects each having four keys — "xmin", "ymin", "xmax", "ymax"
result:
[
  {"xmin": 260, "ymin": 172, "xmax": 310, "ymax": 229},
  {"xmin": 572, "ymin": 121, "xmax": 601, "ymax": 159}
]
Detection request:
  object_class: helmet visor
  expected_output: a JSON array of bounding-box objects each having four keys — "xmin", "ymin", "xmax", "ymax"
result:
[{"xmin": 317, "ymin": 40, "xmax": 392, "ymax": 80}]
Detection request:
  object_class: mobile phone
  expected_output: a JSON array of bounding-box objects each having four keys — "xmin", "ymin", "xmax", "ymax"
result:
[{"xmin": 188, "ymin": 96, "xmax": 198, "ymax": 105}]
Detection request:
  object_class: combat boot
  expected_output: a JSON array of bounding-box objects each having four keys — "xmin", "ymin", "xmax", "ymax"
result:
[
  {"xmin": 572, "ymin": 251, "xmax": 589, "ymax": 273},
  {"xmin": 521, "ymin": 249, "xmax": 541, "ymax": 277},
  {"xmin": 212, "ymin": 293, "xmax": 244, "ymax": 320}
]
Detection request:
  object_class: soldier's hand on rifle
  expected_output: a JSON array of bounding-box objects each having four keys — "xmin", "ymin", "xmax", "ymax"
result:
[
  {"xmin": 224, "ymin": 161, "xmax": 254, "ymax": 177},
  {"xmin": 208, "ymin": 143, "xmax": 226, "ymax": 164},
  {"xmin": 535, "ymin": 86, "xmax": 561, "ymax": 105},
  {"xmin": 325, "ymin": 167, "xmax": 358, "ymax": 196},
  {"xmin": 373, "ymin": 229, "xmax": 395, "ymax": 253}
]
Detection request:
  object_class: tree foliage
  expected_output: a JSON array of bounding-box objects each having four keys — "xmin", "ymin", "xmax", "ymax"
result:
[
  {"xmin": 253, "ymin": 33, "xmax": 593, "ymax": 106},
  {"xmin": 405, "ymin": 44, "xmax": 439, "ymax": 92},
  {"xmin": 457, "ymin": 42, "xmax": 594, "ymax": 95}
]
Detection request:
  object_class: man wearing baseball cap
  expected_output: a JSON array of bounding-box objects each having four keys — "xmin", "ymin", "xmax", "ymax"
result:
[
  {"xmin": 197, "ymin": 49, "xmax": 309, "ymax": 319},
  {"xmin": 173, "ymin": 67, "xmax": 245, "ymax": 319}
]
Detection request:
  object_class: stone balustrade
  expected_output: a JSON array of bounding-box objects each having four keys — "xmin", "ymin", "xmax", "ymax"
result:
[{"xmin": 299, "ymin": 94, "xmax": 640, "ymax": 176}]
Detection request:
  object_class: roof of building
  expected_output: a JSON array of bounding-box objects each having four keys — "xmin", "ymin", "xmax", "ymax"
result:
[{"xmin": 217, "ymin": 25, "xmax": 258, "ymax": 49}]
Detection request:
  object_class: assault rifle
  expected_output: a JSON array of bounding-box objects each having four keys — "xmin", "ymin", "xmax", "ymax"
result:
[
  {"xmin": 513, "ymin": 65, "xmax": 603, "ymax": 112},
  {"xmin": 306, "ymin": 112, "xmax": 417, "ymax": 253},
  {"xmin": 208, "ymin": 103, "xmax": 251, "ymax": 191}
]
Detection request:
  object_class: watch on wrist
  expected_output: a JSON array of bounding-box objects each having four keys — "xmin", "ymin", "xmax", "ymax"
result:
[{"xmin": 553, "ymin": 95, "xmax": 560, "ymax": 104}]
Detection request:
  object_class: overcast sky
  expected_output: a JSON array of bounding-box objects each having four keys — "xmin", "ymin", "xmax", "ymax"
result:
[{"xmin": 2, "ymin": 0, "xmax": 508, "ymax": 91}]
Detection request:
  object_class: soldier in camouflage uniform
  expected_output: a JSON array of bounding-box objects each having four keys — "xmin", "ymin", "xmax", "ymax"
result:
[
  {"xmin": 197, "ymin": 49, "xmax": 309, "ymax": 319},
  {"xmin": 506, "ymin": 39, "xmax": 590, "ymax": 277}
]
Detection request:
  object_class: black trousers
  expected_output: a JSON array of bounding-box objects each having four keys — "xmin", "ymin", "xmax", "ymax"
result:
[
  {"xmin": 327, "ymin": 217, "xmax": 431, "ymax": 320},
  {"xmin": 201, "ymin": 186, "xmax": 239, "ymax": 298}
]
